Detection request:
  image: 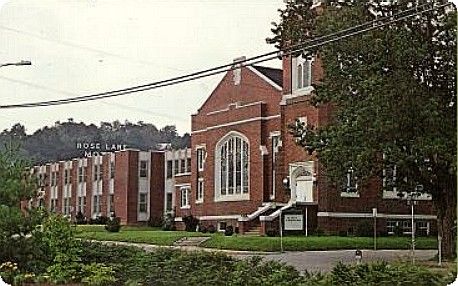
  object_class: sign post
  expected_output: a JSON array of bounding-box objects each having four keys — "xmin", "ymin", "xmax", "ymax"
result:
[
  {"xmin": 372, "ymin": 208, "xmax": 377, "ymax": 251},
  {"xmin": 279, "ymin": 209, "xmax": 284, "ymax": 253}
]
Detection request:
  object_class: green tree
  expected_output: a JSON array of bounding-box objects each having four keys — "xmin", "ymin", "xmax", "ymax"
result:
[
  {"xmin": 0, "ymin": 145, "xmax": 47, "ymax": 272},
  {"xmin": 268, "ymin": 0, "xmax": 456, "ymax": 258}
]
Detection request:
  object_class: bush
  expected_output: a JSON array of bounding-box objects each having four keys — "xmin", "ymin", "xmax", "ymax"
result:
[
  {"xmin": 266, "ymin": 229, "xmax": 278, "ymax": 237},
  {"xmin": 224, "ymin": 226, "xmax": 234, "ymax": 236},
  {"xmin": 338, "ymin": 230, "xmax": 348, "ymax": 237},
  {"xmin": 182, "ymin": 215, "xmax": 199, "ymax": 232},
  {"xmin": 207, "ymin": 225, "xmax": 216, "ymax": 233},
  {"xmin": 199, "ymin": 225, "xmax": 207, "ymax": 233},
  {"xmin": 89, "ymin": 215, "xmax": 109, "ymax": 225},
  {"xmin": 75, "ymin": 211, "xmax": 87, "ymax": 225},
  {"xmin": 314, "ymin": 228, "xmax": 325, "ymax": 236},
  {"xmin": 148, "ymin": 216, "xmax": 163, "ymax": 228},
  {"xmin": 329, "ymin": 261, "xmax": 449, "ymax": 286},
  {"xmin": 105, "ymin": 216, "xmax": 121, "ymax": 233},
  {"xmin": 162, "ymin": 214, "xmax": 175, "ymax": 231},
  {"xmin": 81, "ymin": 263, "xmax": 116, "ymax": 286},
  {"xmin": 355, "ymin": 220, "xmax": 373, "ymax": 237}
]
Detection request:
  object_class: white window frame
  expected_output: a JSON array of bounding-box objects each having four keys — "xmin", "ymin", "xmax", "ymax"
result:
[
  {"xmin": 180, "ymin": 187, "xmax": 191, "ymax": 209},
  {"xmin": 197, "ymin": 147, "xmax": 206, "ymax": 172},
  {"xmin": 139, "ymin": 160, "xmax": 148, "ymax": 178},
  {"xmin": 138, "ymin": 193, "xmax": 148, "ymax": 213},
  {"xmin": 214, "ymin": 132, "xmax": 250, "ymax": 202},
  {"xmin": 292, "ymin": 54, "xmax": 313, "ymax": 93},
  {"xmin": 196, "ymin": 178, "xmax": 204, "ymax": 203},
  {"xmin": 78, "ymin": 166, "xmax": 85, "ymax": 183}
]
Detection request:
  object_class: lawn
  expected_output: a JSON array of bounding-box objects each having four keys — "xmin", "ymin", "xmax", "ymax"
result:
[
  {"xmin": 201, "ymin": 235, "xmax": 438, "ymax": 252},
  {"xmin": 75, "ymin": 225, "xmax": 438, "ymax": 251},
  {"xmin": 75, "ymin": 225, "xmax": 211, "ymax": 246}
]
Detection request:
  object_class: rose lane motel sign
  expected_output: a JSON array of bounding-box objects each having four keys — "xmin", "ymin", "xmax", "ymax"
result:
[{"xmin": 76, "ymin": 142, "xmax": 127, "ymax": 157}]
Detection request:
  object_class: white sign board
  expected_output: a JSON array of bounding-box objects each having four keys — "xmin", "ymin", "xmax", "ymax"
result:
[{"xmin": 284, "ymin": 214, "xmax": 303, "ymax": 230}]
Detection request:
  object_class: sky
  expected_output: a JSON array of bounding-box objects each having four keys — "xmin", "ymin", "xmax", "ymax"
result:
[{"xmin": 0, "ymin": 0, "xmax": 284, "ymax": 135}]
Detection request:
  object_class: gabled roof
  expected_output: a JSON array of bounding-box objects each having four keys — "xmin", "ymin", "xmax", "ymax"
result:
[{"xmin": 251, "ymin": 65, "xmax": 283, "ymax": 88}]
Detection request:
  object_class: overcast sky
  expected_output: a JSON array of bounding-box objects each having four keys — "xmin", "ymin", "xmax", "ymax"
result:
[{"xmin": 0, "ymin": 0, "xmax": 284, "ymax": 135}]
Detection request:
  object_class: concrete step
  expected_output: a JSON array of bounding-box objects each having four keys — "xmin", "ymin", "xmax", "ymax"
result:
[{"xmin": 173, "ymin": 236, "xmax": 210, "ymax": 246}]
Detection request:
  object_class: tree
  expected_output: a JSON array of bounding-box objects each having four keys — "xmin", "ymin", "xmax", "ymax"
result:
[
  {"xmin": 0, "ymin": 145, "xmax": 48, "ymax": 273},
  {"xmin": 269, "ymin": 0, "xmax": 456, "ymax": 258}
]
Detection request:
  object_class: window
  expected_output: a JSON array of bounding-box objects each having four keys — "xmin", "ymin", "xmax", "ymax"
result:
[
  {"xmin": 186, "ymin": 158, "xmax": 191, "ymax": 173},
  {"xmin": 402, "ymin": 220, "xmax": 412, "ymax": 234},
  {"xmin": 64, "ymin": 169, "xmax": 71, "ymax": 185},
  {"xmin": 197, "ymin": 148, "xmax": 206, "ymax": 171},
  {"xmin": 217, "ymin": 134, "xmax": 249, "ymax": 197},
  {"xmin": 180, "ymin": 187, "xmax": 190, "ymax": 208},
  {"xmin": 63, "ymin": 198, "xmax": 71, "ymax": 215},
  {"xmin": 78, "ymin": 167, "xmax": 85, "ymax": 183},
  {"xmin": 386, "ymin": 221, "xmax": 397, "ymax": 235},
  {"xmin": 93, "ymin": 164, "xmax": 101, "ymax": 181},
  {"xmin": 51, "ymin": 171, "xmax": 58, "ymax": 186},
  {"xmin": 417, "ymin": 221, "xmax": 429, "ymax": 236},
  {"xmin": 271, "ymin": 135, "xmax": 280, "ymax": 199},
  {"xmin": 77, "ymin": 196, "xmax": 86, "ymax": 213},
  {"xmin": 139, "ymin": 160, "xmax": 148, "ymax": 177},
  {"xmin": 93, "ymin": 195, "xmax": 101, "ymax": 214},
  {"xmin": 139, "ymin": 193, "xmax": 147, "ymax": 213},
  {"xmin": 174, "ymin": 160, "xmax": 179, "ymax": 175},
  {"xmin": 167, "ymin": 160, "xmax": 173, "ymax": 178},
  {"xmin": 197, "ymin": 178, "xmax": 204, "ymax": 202},
  {"xmin": 50, "ymin": 198, "xmax": 58, "ymax": 212},
  {"xmin": 295, "ymin": 56, "xmax": 312, "ymax": 89},
  {"xmin": 218, "ymin": 222, "xmax": 227, "ymax": 232},
  {"xmin": 166, "ymin": 193, "xmax": 173, "ymax": 211},
  {"xmin": 181, "ymin": 160, "xmax": 186, "ymax": 174},
  {"xmin": 110, "ymin": 161, "xmax": 115, "ymax": 179},
  {"xmin": 109, "ymin": 194, "xmax": 115, "ymax": 213}
]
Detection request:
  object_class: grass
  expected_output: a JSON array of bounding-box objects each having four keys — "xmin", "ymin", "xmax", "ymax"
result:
[
  {"xmin": 201, "ymin": 235, "xmax": 438, "ymax": 252},
  {"xmin": 75, "ymin": 225, "xmax": 438, "ymax": 251},
  {"xmin": 75, "ymin": 225, "xmax": 211, "ymax": 246}
]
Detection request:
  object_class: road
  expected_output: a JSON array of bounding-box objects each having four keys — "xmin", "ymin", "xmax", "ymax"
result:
[
  {"xmin": 96, "ymin": 241, "xmax": 437, "ymax": 273},
  {"xmin": 234, "ymin": 249, "xmax": 437, "ymax": 273}
]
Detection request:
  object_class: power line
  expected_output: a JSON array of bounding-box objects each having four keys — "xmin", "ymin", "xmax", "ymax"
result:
[{"xmin": 0, "ymin": 2, "xmax": 450, "ymax": 109}]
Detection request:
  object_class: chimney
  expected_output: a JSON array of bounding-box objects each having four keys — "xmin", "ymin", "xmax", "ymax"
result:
[{"xmin": 232, "ymin": 56, "xmax": 245, "ymax": 85}]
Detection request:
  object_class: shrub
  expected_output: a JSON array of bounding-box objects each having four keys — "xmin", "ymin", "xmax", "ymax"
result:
[
  {"xmin": 314, "ymin": 228, "xmax": 325, "ymax": 236},
  {"xmin": 355, "ymin": 220, "xmax": 373, "ymax": 237},
  {"xmin": 41, "ymin": 214, "xmax": 82, "ymax": 284},
  {"xmin": 207, "ymin": 225, "xmax": 216, "ymax": 233},
  {"xmin": 338, "ymin": 230, "xmax": 347, "ymax": 237},
  {"xmin": 329, "ymin": 261, "xmax": 448, "ymax": 286},
  {"xmin": 224, "ymin": 226, "xmax": 234, "ymax": 236},
  {"xmin": 89, "ymin": 215, "xmax": 109, "ymax": 225},
  {"xmin": 199, "ymin": 225, "xmax": 207, "ymax": 233},
  {"xmin": 75, "ymin": 211, "xmax": 87, "ymax": 225},
  {"xmin": 81, "ymin": 263, "xmax": 116, "ymax": 286},
  {"xmin": 147, "ymin": 216, "xmax": 163, "ymax": 228},
  {"xmin": 105, "ymin": 216, "xmax": 121, "ymax": 233},
  {"xmin": 162, "ymin": 214, "xmax": 175, "ymax": 231},
  {"xmin": 266, "ymin": 229, "xmax": 278, "ymax": 237},
  {"xmin": 182, "ymin": 215, "xmax": 199, "ymax": 232}
]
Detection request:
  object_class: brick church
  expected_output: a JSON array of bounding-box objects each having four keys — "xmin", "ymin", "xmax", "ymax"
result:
[
  {"xmin": 28, "ymin": 53, "xmax": 437, "ymax": 236},
  {"xmin": 174, "ymin": 54, "xmax": 436, "ymax": 236}
]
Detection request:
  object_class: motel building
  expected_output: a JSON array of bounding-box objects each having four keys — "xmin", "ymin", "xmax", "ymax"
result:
[{"xmin": 28, "ymin": 54, "xmax": 437, "ymax": 237}]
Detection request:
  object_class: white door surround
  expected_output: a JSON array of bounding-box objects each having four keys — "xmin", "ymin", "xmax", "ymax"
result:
[{"xmin": 289, "ymin": 161, "xmax": 314, "ymax": 203}]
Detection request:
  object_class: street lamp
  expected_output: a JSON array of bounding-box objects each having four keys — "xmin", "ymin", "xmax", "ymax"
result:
[
  {"xmin": 0, "ymin": 60, "xmax": 32, "ymax": 68},
  {"xmin": 399, "ymin": 185, "xmax": 422, "ymax": 264}
]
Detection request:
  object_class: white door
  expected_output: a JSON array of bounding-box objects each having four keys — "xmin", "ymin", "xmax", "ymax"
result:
[{"xmin": 296, "ymin": 176, "xmax": 313, "ymax": 203}]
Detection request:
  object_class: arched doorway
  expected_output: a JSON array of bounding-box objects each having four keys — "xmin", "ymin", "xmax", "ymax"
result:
[{"xmin": 289, "ymin": 162, "xmax": 314, "ymax": 203}]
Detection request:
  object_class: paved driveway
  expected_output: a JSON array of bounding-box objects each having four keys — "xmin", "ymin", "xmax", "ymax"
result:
[{"xmin": 234, "ymin": 249, "xmax": 437, "ymax": 273}]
